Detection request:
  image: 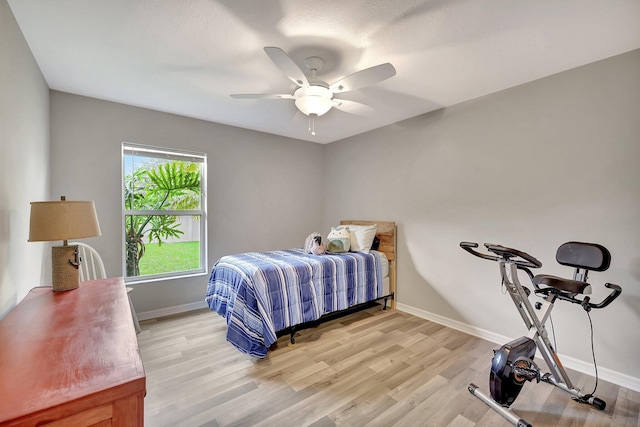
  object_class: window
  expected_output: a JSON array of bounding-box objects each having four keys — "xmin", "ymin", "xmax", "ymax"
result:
[{"xmin": 122, "ymin": 143, "xmax": 206, "ymax": 282}]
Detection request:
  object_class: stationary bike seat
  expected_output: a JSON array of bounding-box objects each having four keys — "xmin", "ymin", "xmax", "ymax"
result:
[
  {"xmin": 532, "ymin": 241, "xmax": 610, "ymax": 296},
  {"xmin": 532, "ymin": 275, "xmax": 590, "ymax": 295}
]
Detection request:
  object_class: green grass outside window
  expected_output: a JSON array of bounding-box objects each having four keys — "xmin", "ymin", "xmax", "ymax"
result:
[{"xmin": 138, "ymin": 241, "xmax": 201, "ymax": 276}]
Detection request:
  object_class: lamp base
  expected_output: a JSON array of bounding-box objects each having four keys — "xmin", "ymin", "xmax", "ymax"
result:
[{"xmin": 52, "ymin": 245, "xmax": 80, "ymax": 291}]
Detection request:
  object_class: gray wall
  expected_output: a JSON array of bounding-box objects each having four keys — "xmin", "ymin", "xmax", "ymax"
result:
[
  {"xmin": 49, "ymin": 92, "xmax": 324, "ymax": 314},
  {"xmin": 324, "ymin": 50, "xmax": 640, "ymax": 386},
  {"xmin": 2, "ymin": 0, "xmax": 638, "ymax": 389},
  {"xmin": 0, "ymin": 1, "xmax": 50, "ymax": 317}
]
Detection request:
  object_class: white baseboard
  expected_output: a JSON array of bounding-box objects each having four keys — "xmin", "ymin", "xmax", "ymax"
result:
[
  {"xmin": 137, "ymin": 301, "xmax": 208, "ymax": 321},
  {"xmin": 396, "ymin": 302, "xmax": 640, "ymax": 393}
]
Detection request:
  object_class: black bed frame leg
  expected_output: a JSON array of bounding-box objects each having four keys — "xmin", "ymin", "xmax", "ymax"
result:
[
  {"xmin": 290, "ymin": 327, "xmax": 296, "ymax": 344},
  {"xmin": 383, "ymin": 297, "xmax": 389, "ymax": 310}
]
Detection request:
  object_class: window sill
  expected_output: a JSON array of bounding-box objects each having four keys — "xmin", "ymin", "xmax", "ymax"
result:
[{"xmin": 124, "ymin": 271, "xmax": 208, "ymax": 285}]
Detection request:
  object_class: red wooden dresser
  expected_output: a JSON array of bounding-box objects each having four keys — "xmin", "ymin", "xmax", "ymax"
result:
[{"xmin": 0, "ymin": 277, "xmax": 145, "ymax": 426}]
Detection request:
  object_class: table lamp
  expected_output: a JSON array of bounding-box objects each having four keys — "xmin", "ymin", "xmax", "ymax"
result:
[{"xmin": 28, "ymin": 196, "xmax": 101, "ymax": 291}]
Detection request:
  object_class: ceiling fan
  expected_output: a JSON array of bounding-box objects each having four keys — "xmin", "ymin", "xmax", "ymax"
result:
[{"xmin": 230, "ymin": 47, "xmax": 396, "ymax": 135}]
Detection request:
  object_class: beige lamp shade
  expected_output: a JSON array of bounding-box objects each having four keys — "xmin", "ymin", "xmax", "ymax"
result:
[
  {"xmin": 29, "ymin": 197, "xmax": 101, "ymax": 291},
  {"xmin": 29, "ymin": 199, "xmax": 101, "ymax": 243}
]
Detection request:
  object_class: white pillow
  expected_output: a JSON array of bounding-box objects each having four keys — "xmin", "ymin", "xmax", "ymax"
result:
[{"xmin": 347, "ymin": 224, "xmax": 377, "ymax": 253}]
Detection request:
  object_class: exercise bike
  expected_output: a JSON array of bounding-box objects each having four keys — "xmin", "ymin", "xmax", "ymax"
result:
[{"xmin": 460, "ymin": 241, "xmax": 622, "ymax": 427}]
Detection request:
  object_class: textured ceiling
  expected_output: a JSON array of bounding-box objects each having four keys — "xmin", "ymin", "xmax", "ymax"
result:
[{"xmin": 7, "ymin": 0, "xmax": 640, "ymax": 144}]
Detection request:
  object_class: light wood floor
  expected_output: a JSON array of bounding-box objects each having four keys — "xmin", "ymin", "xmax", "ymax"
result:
[{"xmin": 138, "ymin": 306, "xmax": 639, "ymax": 427}]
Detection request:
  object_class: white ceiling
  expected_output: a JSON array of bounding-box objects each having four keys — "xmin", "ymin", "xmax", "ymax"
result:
[{"xmin": 8, "ymin": 0, "xmax": 640, "ymax": 144}]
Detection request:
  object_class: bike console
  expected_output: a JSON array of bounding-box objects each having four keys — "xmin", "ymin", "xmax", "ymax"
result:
[{"xmin": 460, "ymin": 242, "xmax": 542, "ymax": 269}]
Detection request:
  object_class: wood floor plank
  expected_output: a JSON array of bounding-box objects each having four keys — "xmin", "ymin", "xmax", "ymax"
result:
[
  {"xmin": 252, "ymin": 366, "xmax": 379, "ymax": 426},
  {"xmin": 408, "ymin": 375, "xmax": 478, "ymax": 427},
  {"xmin": 610, "ymin": 394, "xmax": 640, "ymax": 427},
  {"xmin": 374, "ymin": 374, "xmax": 451, "ymax": 426},
  {"xmin": 211, "ymin": 380, "xmax": 296, "ymax": 426},
  {"xmin": 139, "ymin": 306, "xmax": 638, "ymax": 427},
  {"xmin": 447, "ymin": 414, "xmax": 477, "ymax": 427},
  {"xmin": 328, "ymin": 383, "xmax": 397, "ymax": 426}
]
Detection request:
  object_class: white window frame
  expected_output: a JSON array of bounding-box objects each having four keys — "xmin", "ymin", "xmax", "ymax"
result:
[{"xmin": 121, "ymin": 142, "xmax": 207, "ymax": 284}]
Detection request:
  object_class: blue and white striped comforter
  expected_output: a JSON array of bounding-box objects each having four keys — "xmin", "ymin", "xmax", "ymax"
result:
[{"xmin": 205, "ymin": 248, "xmax": 384, "ymax": 357}]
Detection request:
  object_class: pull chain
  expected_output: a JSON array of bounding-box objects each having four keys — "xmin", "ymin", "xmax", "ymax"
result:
[{"xmin": 308, "ymin": 114, "xmax": 317, "ymax": 136}]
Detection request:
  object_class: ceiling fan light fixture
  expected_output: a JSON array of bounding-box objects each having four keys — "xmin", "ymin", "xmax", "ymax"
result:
[
  {"xmin": 295, "ymin": 95, "xmax": 333, "ymax": 116},
  {"xmin": 294, "ymin": 85, "xmax": 333, "ymax": 116}
]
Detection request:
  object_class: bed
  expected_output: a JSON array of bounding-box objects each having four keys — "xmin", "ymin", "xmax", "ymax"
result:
[{"xmin": 205, "ymin": 220, "xmax": 397, "ymax": 357}]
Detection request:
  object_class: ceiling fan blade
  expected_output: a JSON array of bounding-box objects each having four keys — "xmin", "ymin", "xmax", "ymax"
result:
[
  {"xmin": 264, "ymin": 47, "xmax": 309, "ymax": 87},
  {"xmin": 330, "ymin": 63, "xmax": 396, "ymax": 94},
  {"xmin": 332, "ymin": 98, "xmax": 375, "ymax": 116},
  {"xmin": 230, "ymin": 93, "xmax": 294, "ymax": 100}
]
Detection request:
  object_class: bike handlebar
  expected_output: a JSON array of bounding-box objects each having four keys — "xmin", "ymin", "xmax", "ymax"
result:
[
  {"xmin": 460, "ymin": 242, "xmax": 542, "ymax": 269},
  {"xmin": 592, "ymin": 283, "xmax": 622, "ymax": 308},
  {"xmin": 537, "ymin": 282, "xmax": 622, "ymax": 311},
  {"xmin": 579, "ymin": 283, "xmax": 622, "ymax": 311}
]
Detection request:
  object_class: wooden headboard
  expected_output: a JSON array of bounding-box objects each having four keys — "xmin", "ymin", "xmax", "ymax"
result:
[{"xmin": 340, "ymin": 220, "xmax": 397, "ymax": 309}]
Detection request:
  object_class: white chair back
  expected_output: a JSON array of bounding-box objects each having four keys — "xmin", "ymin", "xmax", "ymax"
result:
[{"xmin": 70, "ymin": 242, "xmax": 107, "ymax": 281}]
